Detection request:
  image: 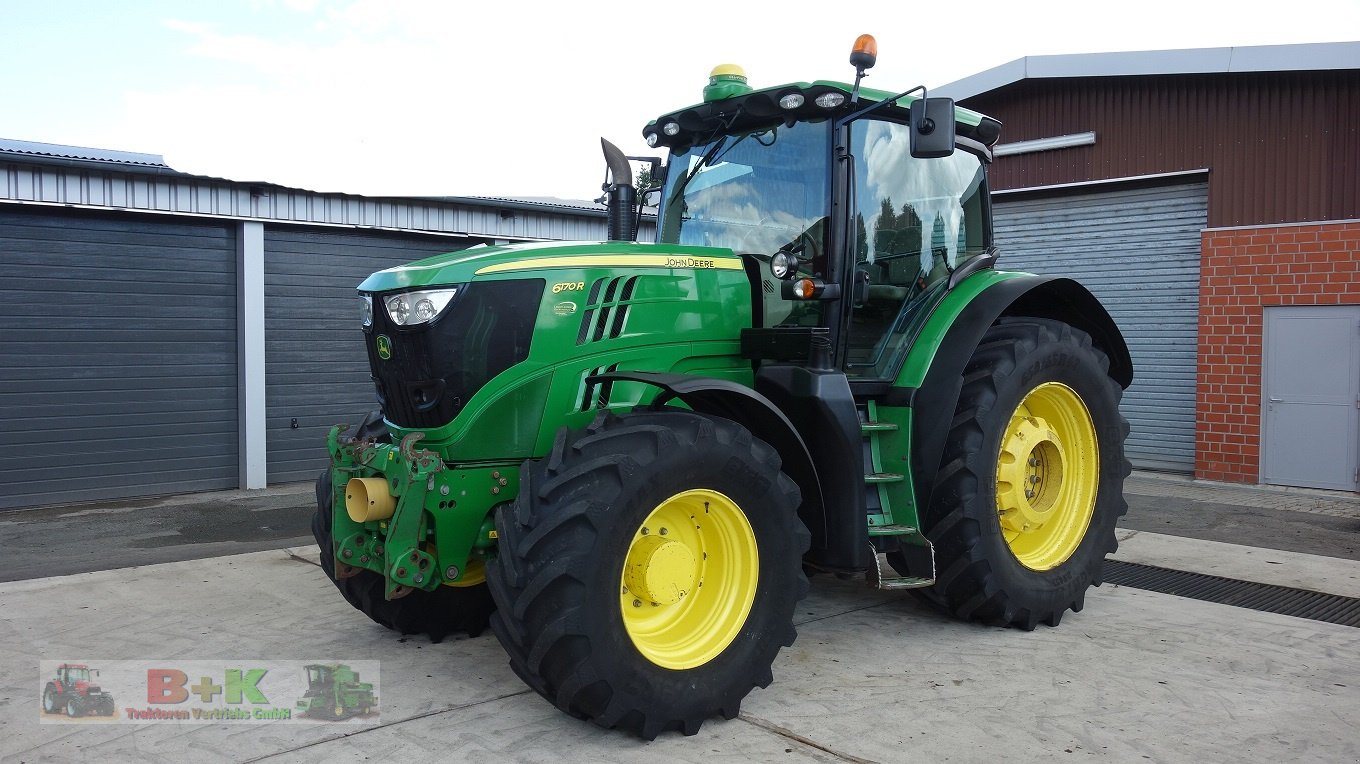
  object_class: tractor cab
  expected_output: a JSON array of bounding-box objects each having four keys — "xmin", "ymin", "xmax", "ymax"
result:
[
  {"xmin": 304, "ymin": 663, "xmax": 327, "ymax": 687},
  {"xmin": 303, "ymin": 664, "xmax": 332, "ymax": 691},
  {"xmin": 58, "ymin": 665, "xmax": 92, "ymax": 685},
  {"xmin": 297, "ymin": 664, "xmax": 338, "ymax": 718},
  {"xmin": 643, "ymin": 56, "xmax": 1000, "ymax": 383}
]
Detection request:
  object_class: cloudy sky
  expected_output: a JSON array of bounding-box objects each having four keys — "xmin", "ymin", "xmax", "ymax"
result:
[{"xmin": 3, "ymin": 0, "xmax": 1356, "ymax": 200}]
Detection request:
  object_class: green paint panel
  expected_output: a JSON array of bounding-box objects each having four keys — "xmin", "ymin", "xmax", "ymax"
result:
[
  {"xmin": 894, "ymin": 269, "xmax": 1027, "ymax": 389},
  {"xmin": 358, "ymin": 241, "xmax": 741, "ymax": 292},
  {"xmin": 379, "ymin": 245, "xmax": 753, "ymax": 457}
]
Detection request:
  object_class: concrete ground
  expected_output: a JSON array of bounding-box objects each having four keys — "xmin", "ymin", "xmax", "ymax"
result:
[
  {"xmin": 4, "ymin": 471, "xmax": 1357, "ymax": 583},
  {"xmin": 2, "ymin": 475, "xmax": 1359, "ymax": 763}
]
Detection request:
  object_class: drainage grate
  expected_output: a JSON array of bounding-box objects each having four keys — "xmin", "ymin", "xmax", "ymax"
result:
[{"xmin": 1103, "ymin": 560, "xmax": 1360, "ymax": 628}]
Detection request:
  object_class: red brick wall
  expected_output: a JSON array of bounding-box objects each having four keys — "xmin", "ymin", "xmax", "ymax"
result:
[{"xmin": 1196, "ymin": 220, "xmax": 1360, "ymax": 482}]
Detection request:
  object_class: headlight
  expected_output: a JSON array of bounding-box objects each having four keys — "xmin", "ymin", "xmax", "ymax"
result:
[
  {"xmin": 384, "ymin": 287, "xmax": 459, "ymax": 327},
  {"xmin": 770, "ymin": 251, "xmax": 798, "ymax": 280},
  {"xmin": 358, "ymin": 294, "xmax": 373, "ymax": 327}
]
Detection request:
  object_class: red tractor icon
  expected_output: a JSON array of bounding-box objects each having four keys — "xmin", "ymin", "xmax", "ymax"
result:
[{"xmin": 43, "ymin": 664, "xmax": 115, "ymax": 717}]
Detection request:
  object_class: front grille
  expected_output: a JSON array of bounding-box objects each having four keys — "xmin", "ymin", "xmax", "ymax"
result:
[{"xmin": 364, "ymin": 280, "xmax": 545, "ymax": 429}]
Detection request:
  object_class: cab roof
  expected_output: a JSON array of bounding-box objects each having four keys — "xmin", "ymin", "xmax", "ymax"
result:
[{"xmin": 644, "ymin": 79, "xmax": 1002, "ymax": 154}]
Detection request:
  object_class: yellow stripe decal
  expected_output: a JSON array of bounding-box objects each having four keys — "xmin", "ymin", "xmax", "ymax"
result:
[{"xmin": 475, "ymin": 255, "xmax": 742, "ymax": 275}]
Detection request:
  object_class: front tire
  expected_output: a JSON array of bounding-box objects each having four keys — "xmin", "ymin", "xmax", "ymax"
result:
[
  {"xmin": 487, "ymin": 410, "xmax": 809, "ymax": 739},
  {"xmin": 42, "ymin": 684, "xmax": 59, "ymax": 714},
  {"xmin": 913, "ymin": 318, "xmax": 1130, "ymax": 629}
]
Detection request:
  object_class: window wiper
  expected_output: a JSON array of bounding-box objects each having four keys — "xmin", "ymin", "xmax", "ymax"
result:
[
  {"xmin": 670, "ymin": 126, "xmax": 773, "ymax": 205},
  {"xmin": 688, "ymin": 134, "xmax": 730, "ymax": 183},
  {"xmin": 661, "ymin": 136, "xmax": 726, "ymax": 226},
  {"xmin": 670, "ymin": 107, "xmax": 764, "ymax": 198}
]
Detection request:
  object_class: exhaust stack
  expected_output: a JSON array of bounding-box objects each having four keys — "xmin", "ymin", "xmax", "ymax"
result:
[{"xmin": 600, "ymin": 138, "xmax": 637, "ymax": 242}]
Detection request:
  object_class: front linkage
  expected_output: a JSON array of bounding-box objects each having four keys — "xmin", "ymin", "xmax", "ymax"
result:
[{"xmin": 325, "ymin": 425, "xmax": 512, "ymax": 599}]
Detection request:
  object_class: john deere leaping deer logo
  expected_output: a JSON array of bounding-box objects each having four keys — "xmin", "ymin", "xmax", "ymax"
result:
[{"xmin": 374, "ymin": 335, "xmax": 392, "ymax": 360}]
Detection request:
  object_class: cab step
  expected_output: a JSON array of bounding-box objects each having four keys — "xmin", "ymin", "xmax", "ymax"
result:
[
  {"xmin": 860, "ymin": 421, "xmax": 898, "ymax": 433},
  {"xmin": 864, "ymin": 472, "xmax": 904, "ymax": 484},
  {"xmin": 867, "ymin": 547, "xmax": 936, "ymax": 591},
  {"xmin": 867, "ymin": 524, "xmax": 918, "ymax": 537}
]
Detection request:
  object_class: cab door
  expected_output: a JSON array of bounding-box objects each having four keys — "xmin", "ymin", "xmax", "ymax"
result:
[{"xmin": 840, "ymin": 118, "xmax": 991, "ymax": 380}]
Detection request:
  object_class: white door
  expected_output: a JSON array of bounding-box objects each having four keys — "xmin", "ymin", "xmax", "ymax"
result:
[{"xmin": 1261, "ymin": 305, "xmax": 1360, "ymax": 491}]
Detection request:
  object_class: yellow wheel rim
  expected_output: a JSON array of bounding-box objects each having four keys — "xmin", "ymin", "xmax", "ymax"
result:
[
  {"xmin": 995, "ymin": 382, "xmax": 1099, "ymax": 571},
  {"xmin": 620, "ymin": 489, "xmax": 758, "ymax": 670}
]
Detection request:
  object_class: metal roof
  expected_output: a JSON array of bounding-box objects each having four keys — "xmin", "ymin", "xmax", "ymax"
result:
[
  {"xmin": 423, "ymin": 195, "xmax": 613, "ymax": 217},
  {"xmin": 435, "ymin": 195, "xmax": 658, "ymax": 219},
  {"xmin": 0, "ymin": 137, "xmax": 660, "ymax": 236},
  {"xmin": 0, "ymin": 138, "xmax": 169, "ymax": 168},
  {"xmin": 935, "ymin": 41, "xmax": 1360, "ymax": 101}
]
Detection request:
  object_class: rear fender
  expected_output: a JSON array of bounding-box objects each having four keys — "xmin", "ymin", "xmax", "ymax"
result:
[{"xmin": 900, "ymin": 273, "xmax": 1131, "ymax": 514}]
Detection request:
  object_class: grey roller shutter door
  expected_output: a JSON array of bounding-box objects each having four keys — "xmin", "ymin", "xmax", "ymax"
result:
[
  {"xmin": 0, "ymin": 207, "xmax": 238, "ymax": 510},
  {"xmin": 263, "ymin": 227, "xmax": 477, "ymax": 483},
  {"xmin": 992, "ymin": 182, "xmax": 1207, "ymax": 472}
]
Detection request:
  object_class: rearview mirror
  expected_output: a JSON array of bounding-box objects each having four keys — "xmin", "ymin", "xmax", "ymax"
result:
[{"xmin": 909, "ymin": 97, "xmax": 956, "ymax": 159}]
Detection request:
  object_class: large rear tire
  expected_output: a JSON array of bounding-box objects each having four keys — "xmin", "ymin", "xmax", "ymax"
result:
[
  {"xmin": 313, "ymin": 412, "xmax": 493, "ymax": 640},
  {"xmin": 911, "ymin": 317, "xmax": 1129, "ymax": 629},
  {"xmin": 487, "ymin": 411, "xmax": 809, "ymax": 739}
]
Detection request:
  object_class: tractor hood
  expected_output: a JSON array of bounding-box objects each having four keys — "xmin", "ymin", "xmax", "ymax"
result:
[
  {"xmin": 352, "ymin": 235, "xmax": 755, "ymax": 456},
  {"xmin": 357, "ymin": 241, "xmax": 741, "ymax": 293}
]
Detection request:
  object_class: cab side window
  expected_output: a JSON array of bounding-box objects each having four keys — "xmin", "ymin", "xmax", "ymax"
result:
[{"xmin": 845, "ymin": 119, "xmax": 988, "ymax": 379}]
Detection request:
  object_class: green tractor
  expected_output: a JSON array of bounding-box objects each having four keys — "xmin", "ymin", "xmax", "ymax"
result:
[
  {"xmin": 296, "ymin": 663, "xmax": 377, "ymax": 719},
  {"xmin": 314, "ymin": 35, "xmax": 1131, "ymax": 739}
]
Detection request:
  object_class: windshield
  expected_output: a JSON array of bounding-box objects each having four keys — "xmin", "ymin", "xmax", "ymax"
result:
[{"xmin": 658, "ymin": 120, "xmax": 831, "ymax": 257}]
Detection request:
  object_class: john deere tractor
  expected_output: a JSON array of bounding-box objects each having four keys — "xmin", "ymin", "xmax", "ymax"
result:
[{"xmin": 314, "ymin": 35, "xmax": 1131, "ymax": 739}]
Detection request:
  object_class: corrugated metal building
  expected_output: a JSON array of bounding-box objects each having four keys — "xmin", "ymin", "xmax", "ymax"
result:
[
  {"xmin": 939, "ymin": 41, "xmax": 1360, "ymax": 488},
  {"xmin": 0, "ymin": 140, "xmax": 654, "ymax": 509}
]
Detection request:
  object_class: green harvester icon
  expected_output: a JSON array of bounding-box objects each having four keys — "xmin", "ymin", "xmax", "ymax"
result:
[{"xmin": 296, "ymin": 664, "xmax": 376, "ymax": 719}]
